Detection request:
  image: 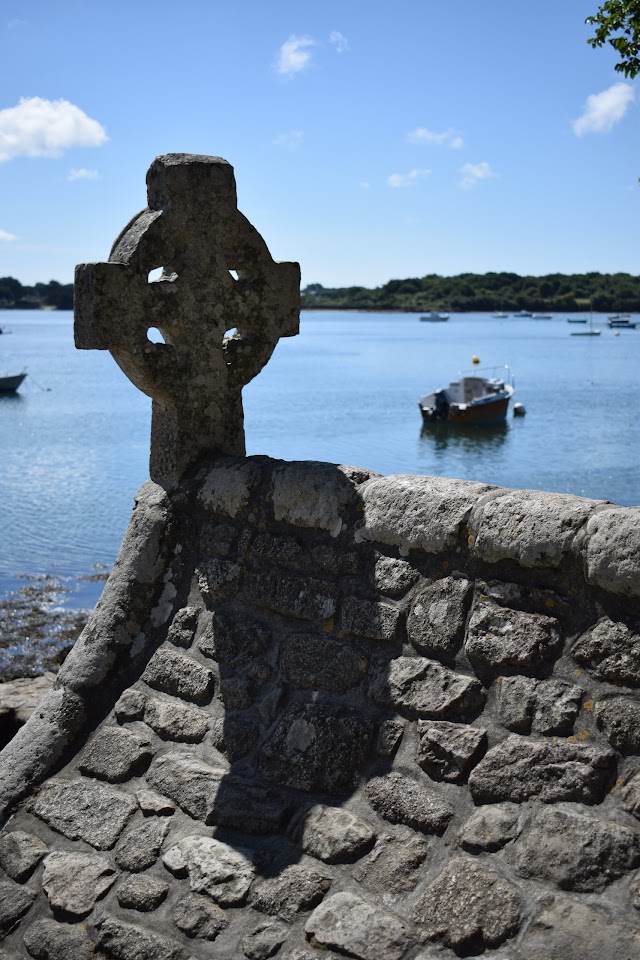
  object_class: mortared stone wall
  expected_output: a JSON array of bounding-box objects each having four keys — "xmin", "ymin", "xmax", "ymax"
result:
[{"xmin": 0, "ymin": 457, "xmax": 640, "ymax": 959}]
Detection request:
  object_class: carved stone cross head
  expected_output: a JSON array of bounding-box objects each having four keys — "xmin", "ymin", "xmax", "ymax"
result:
[{"xmin": 74, "ymin": 153, "xmax": 300, "ymax": 488}]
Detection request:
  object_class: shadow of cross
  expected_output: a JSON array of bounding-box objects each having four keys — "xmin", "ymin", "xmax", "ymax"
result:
[{"xmin": 74, "ymin": 153, "xmax": 300, "ymax": 489}]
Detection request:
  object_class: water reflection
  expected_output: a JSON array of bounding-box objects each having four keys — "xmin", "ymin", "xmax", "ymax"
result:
[{"xmin": 419, "ymin": 421, "xmax": 510, "ymax": 456}]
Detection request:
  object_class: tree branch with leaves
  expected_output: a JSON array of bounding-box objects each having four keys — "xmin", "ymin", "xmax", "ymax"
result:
[{"xmin": 586, "ymin": 0, "xmax": 640, "ymax": 77}]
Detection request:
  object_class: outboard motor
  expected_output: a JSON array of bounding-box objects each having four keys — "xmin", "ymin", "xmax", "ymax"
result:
[{"xmin": 433, "ymin": 390, "xmax": 450, "ymax": 421}]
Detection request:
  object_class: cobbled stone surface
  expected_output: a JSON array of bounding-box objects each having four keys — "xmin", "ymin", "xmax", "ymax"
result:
[
  {"xmin": 0, "ymin": 878, "xmax": 36, "ymax": 934},
  {"xmin": 42, "ymin": 850, "xmax": 116, "ymax": 917},
  {"xmin": 623, "ymin": 774, "xmax": 640, "ymax": 820},
  {"xmin": 516, "ymin": 806, "xmax": 640, "ymax": 891},
  {"xmin": 146, "ymin": 752, "xmax": 225, "ymax": 821},
  {"xmin": 516, "ymin": 896, "xmax": 640, "ymax": 960},
  {"xmin": 114, "ymin": 817, "xmax": 169, "ymax": 872},
  {"xmin": 23, "ymin": 918, "xmax": 95, "ymax": 960},
  {"xmin": 135, "ymin": 788, "xmax": 175, "ymax": 816},
  {"xmin": 96, "ymin": 916, "xmax": 188, "ymax": 960},
  {"xmin": 366, "ymin": 772, "xmax": 453, "ymax": 833},
  {"xmin": 166, "ymin": 605, "xmax": 199, "ymax": 648},
  {"xmin": 163, "ymin": 835, "xmax": 255, "ymax": 906},
  {"xmin": 468, "ymin": 735, "xmax": 616, "ymax": 804},
  {"xmin": 595, "ymin": 696, "xmax": 640, "ymax": 751},
  {"xmin": 572, "ymin": 616, "xmax": 640, "ymax": 686},
  {"xmin": 280, "ymin": 633, "xmax": 367, "ymax": 692},
  {"xmin": 143, "ymin": 695, "xmax": 210, "ymax": 742},
  {"xmin": 305, "ymin": 891, "xmax": 412, "ymax": 960},
  {"xmin": 252, "ymin": 532, "xmax": 302, "ymax": 564},
  {"xmin": 457, "ymin": 803, "xmax": 519, "ymax": 852},
  {"xmin": 498, "ymin": 676, "xmax": 582, "ymax": 736},
  {"xmin": 197, "ymin": 609, "xmax": 272, "ymax": 669},
  {"xmin": 376, "ymin": 719, "xmax": 405, "ymax": 756},
  {"xmin": 291, "ymin": 805, "xmax": 376, "ymax": 863},
  {"xmin": 114, "ymin": 689, "xmax": 146, "ymax": 721},
  {"xmin": 259, "ymin": 704, "xmax": 372, "ymax": 794},
  {"xmin": 242, "ymin": 920, "xmax": 289, "ymax": 959},
  {"xmin": 142, "ymin": 647, "xmax": 214, "ymax": 703},
  {"xmin": 78, "ymin": 725, "xmax": 153, "ymax": 782},
  {"xmin": 196, "ymin": 557, "xmax": 242, "ymax": 598},
  {"xmin": 416, "ymin": 720, "xmax": 487, "ymax": 782},
  {"xmin": 249, "ymin": 568, "xmax": 336, "ymax": 620},
  {"xmin": 407, "ymin": 577, "xmax": 471, "ymax": 658},
  {"xmin": 34, "ymin": 778, "xmax": 137, "ymax": 849},
  {"xmin": 413, "ymin": 857, "xmax": 522, "ymax": 952},
  {"xmin": 369, "ymin": 656, "xmax": 483, "ymax": 719},
  {"xmin": 372, "ymin": 556, "xmax": 419, "ymax": 596},
  {"xmin": 340, "ymin": 596, "xmax": 401, "ymax": 640},
  {"xmin": 117, "ymin": 874, "xmax": 169, "ymax": 911},
  {"xmin": 199, "ymin": 521, "xmax": 236, "ymax": 557},
  {"xmin": 252, "ymin": 864, "xmax": 330, "ymax": 920},
  {"xmin": 465, "ymin": 597, "xmax": 561, "ymax": 675},
  {"xmin": 352, "ymin": 832, "xmax": 429, "ymax": 893},
  {"xmin": 0, "ymin": 829, "xmax": 47, "ymax": 881},
  {"xmin": 4, "ymin": 451, "xmax": 640, "ymax": 960},
  {"xmin": 172, "ymin": 893, "xmax": 228, "ymax": 940}
]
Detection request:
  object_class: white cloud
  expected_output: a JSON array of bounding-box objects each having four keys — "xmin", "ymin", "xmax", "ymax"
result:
[
  {"xmin": 407, "ymin": 127, "xmax": 464, "ymax": 149},
  {"xmin": 572, "ymin": 82, "xmax": 635, "ymax": 136},
  {"xmin": 459, "ymin": 161, "xmax": 498, "ymax": 190},
  {"xmin": 0, "ymin": 228, "xmax": 16, "ymax": 241},
  {"xmin": 273, "ymin": 130, "xmax": 304, "ymax": 149},
  {"xmin": 276, "ymin": 35, "xmax": 314, "ymax": 76},
  {"xmin": 329, "ymin": 30, "xmax": 349, "ymax": 53},
  {"xmin": 0, "ymin": 97, "xmax": 108, "ymax": 162},
  {"xmin": 360, "ymin": 180, "xmax": 371, "ymax": 189},
  {"xmin": 7, "ymin": 18, "xmax": 27, "ymax": 28},
  {"xmin": 68, "ymin": 167, "xmax": 100, "ymax": 181},
  {"xmin": 387, "ymin": 168, "xmax": 431, "ymax": 188}
]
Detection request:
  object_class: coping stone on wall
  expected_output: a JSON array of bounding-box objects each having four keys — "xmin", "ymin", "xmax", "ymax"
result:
[
  {"xmin": 582, "ymin": 506, "xmax": 640, "ymax": 598},
  {"xmin": 271, "ymin": 461, "xmax": 372, "ymax": 536},
  {"xmin": 198, "ymin": 457, "xmax": 264, "ymax": 518},
  {"xmin": 354, "ymin": 475, "xmax": 496, "ymax": 554},
  {"xmin": 467, "ymin": 488, "xmax": 607, "ymax": 569}
]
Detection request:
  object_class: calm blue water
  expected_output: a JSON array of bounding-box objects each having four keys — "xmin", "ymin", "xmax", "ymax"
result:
[{"xmin": 1, "ymin": 309, "xmax": 638, "ymax": 603}]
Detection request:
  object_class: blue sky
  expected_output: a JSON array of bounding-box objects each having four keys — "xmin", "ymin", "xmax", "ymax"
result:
[{"xmin": 0, "ymin": 0, "xmax": 637, "ymax": 287}]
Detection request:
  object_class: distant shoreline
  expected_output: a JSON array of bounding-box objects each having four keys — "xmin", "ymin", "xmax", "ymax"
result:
[{"xmin": 1, "ymin": 305, "xmax": 623, "ymax": 316}]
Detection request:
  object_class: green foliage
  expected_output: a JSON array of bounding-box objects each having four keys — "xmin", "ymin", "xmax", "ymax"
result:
[
  {"xmin": 586, "ymin": 0, "xmax": 640, "ymax": 77},
  {"xmin": 0, "ymin": 277, "xmax": 73, "ymax": 310},
  {"xmin": 301, "ymin": 272, "xmax": 640, "ymax": 313}
]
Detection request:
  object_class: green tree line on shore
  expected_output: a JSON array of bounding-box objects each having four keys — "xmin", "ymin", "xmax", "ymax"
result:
[
  {"xmin": 3, "ymin": 272, "xmax": 639, "ymax": 314},
  {"xmin": 0, "ymin": 277, "xmax": 73, "ymax": 311},
  {"xmin": 302, "ymin": 272, "xmax": 640, "ymax": 313}
]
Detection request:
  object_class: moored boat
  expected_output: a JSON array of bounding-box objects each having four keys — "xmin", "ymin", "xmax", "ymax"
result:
[
  {"xmin": 608, "ymin": 316, "xmax": 637, "ymax": 329},
  {"xmin": 0, "ymin": 372, "xmax": 27, "ymax": 393},
  {"xmin": 420, "ymin": 311, "xmax": 449, "ymax": 322},
  {"xmin": 419, "ymin": 366, "xmax": 515, "ymax": 425}
]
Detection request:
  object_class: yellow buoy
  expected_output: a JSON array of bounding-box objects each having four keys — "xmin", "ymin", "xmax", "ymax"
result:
[{"xmin": 472, "ymin": 355, "xmax": 480, "ymax": 364}]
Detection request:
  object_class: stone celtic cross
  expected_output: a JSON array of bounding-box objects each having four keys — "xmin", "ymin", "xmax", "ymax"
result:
[{"xmin": 74, "ymin": 153, "xmax": 300, "ymax": 488}]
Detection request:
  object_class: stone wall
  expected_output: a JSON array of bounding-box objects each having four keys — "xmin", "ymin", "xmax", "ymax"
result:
[{"xmin": 1, "ymin": 456, "xmax": 640, "ymax": 959}]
